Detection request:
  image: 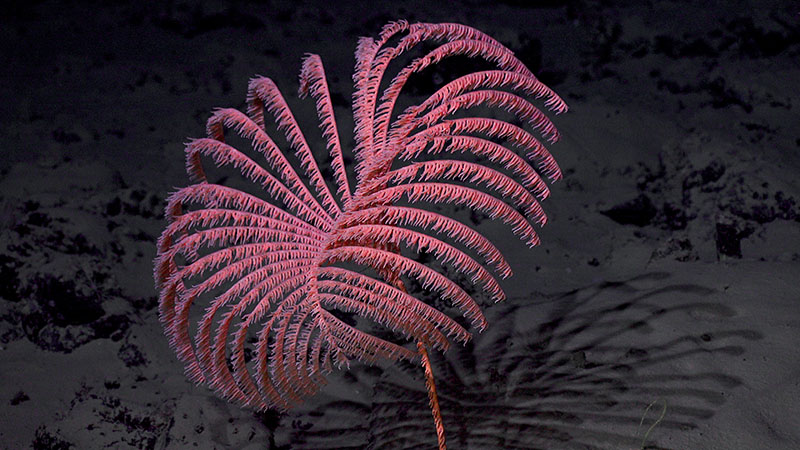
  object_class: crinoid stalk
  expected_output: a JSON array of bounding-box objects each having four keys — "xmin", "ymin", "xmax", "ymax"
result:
[{"xmin": 154, "ymin": 20, "xmax": 567, "ymax": 449}]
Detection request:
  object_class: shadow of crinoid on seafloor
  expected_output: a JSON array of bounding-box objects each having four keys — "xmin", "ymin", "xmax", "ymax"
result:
[{"xmin": 274, "ymin": 272, "xmax": 760, "ymax": 449}]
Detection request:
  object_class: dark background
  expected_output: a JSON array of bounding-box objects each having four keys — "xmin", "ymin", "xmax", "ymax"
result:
[{"xmin": 1, "ymin": 0, "xmax": 798, "ymax": 448}]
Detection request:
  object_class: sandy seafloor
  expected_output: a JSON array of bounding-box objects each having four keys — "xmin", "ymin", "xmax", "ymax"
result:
[{"xmin": 1, "ymin": 0, "xmax": 798, "ymax": 448}]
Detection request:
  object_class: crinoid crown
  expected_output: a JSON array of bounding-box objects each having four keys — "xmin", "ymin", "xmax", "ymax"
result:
[{"xmin": 154, "ymin": 20, "xmax": 567, "ymax": 448}]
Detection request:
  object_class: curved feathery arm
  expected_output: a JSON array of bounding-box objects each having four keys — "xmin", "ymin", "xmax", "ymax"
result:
[
  {"xmin": 161, "ymin": 184, "xmax": 326, "ymax": 238},
  {"xmin": 365, "ymin": 21, "xmax": 513, "ymax": 128},
  {"xmin": 414, "ymin": 89, "xmax": 560, "ymax": 143},
  {"xmin": 168, "ymin": 255, "xmax": 315, "ymax": 390},
  {"xmin": 228, "ymin": 272, "xmax": 320, "ymax": 408},
  {"xmin": 277, "ymin": 298, "xmax": 327, "ymax": 399},
  {"xmin": 351, "ymin": 20, "xmax": 412, "ymax": 169},
  {"xmin": 156, "ymin": 210, "xmax": 321, "ymax": 391},
  {"xmin": 162, "ymin": 209, "xmax": 326, "ymax": 246},
  {"xmin": 247, "ymin": 76, "xmax": 343, "ymax": 217},
  {"xmin": 331, "ymin": 223, "xmax": 503, "ymax": 300},
  {"xmin": 353, "ymin": 21, "xmax": 504, "ymax": 181},
  {"xmin": 338, "ymin": 205, "xmax": 512, "ymax": 278},
  {"xmin": 250, "ymin": 282, "xmax": 312, "ymax": 408},
  {"xmin": 196, "ymin": 265, "xmax": 313, "ymax": 394},
  {"xmin": 285, "ymin": 304, "xmax": 326, "ymax": 396},
  {"xmin": 320, "ymin": 308, "xmax": 418, "ymax": 363},
  {"xmin": 318, "ymin": 292, "xmax": 445, "ymax": 348},
  {"xmin": 298, "ymin": 54, "xmax": 352, "ymax": 205},
  {"xmin": 205, "ymin": 108, "xmax": 335, "ymax": 227},
  {"xmin": 184, "ymin": 138, "xmax": 334, "ymax": 229},
  {"xmin": 373, "ymin": 38, "xmax": 530, "ymax": 156},
  {"xmin": 316, "ymin": 266, "xmax": 471, "ymax": 343},
  {"xmin": 352, "ymin": 35, "xmax": 381, "ymax": 167},
  {"xmin": 384, "ymin": 160, "xmax": 546, "ymax": 225},
  {"xmin": 315, "ymin": 279, "xmax": 449, "ymax": 350},
  {"xmin": 418, "ymin": 69, "xmax": 568, "ymax": 117},
  {"xmin": 356, "ymin": 182, "xmax": 540, "ymax": 247},
  {"xmin": 168, "ymin": 242, "xmax": 318, "ymax": 291},
  {"xmin": 397, "ymin": 135, "xmax": 550, "ymax": 200},
  {"xmin": 176, "ymin": 248, "xmax": 318, "ymax": 292},
  {"xmin": 323, "ymin": 246, "xmax": 487, "ymax": 330},
  {"xmin": 406, "ymin": 117, "xmax": 562, "ymax": 181},
  {"xmin": 270, "ymin": 297, "xmax": 325, "ymax": 402}
]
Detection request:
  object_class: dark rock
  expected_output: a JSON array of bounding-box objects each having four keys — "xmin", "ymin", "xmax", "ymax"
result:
[
  {"xmin": 661, "ymin": 202, "xmax": 688, "ymax": 230},
  {"xmin": 706, "ymin": 77, "xmax": 752, "ymax": 113},
  {"xmin": 91, "ymin": 314, "xmax": 130, "ymax": 341},
  {"xmin": 775, "ymin": 191, "xmax": 797, "ymax": 220},
  {"xmin": 35, "ymin": 324, "xmax": 94, "ymax": 353},
  {"xmin": 0, "ymin": 254, "xmax": 21, "ymax": 302},
  {"xmin": 32, "ymin": 426, "xmax": 73, "ymax": 450},
  {"xmin": 682, "ymin": 160, "xmax": 726, "ymax": 191},
  {"xmin": 725, "ymin": 17, "xmax": 793, "ymax": 58},
  {"xmin": 600, "ymin": 194, "xmax": 657, "ymax": 226},
  {"xmin": 118, "ymin": 342, "xmax": 148, "ymax": 367},
  {"xmin": 27, "ymin": 275, "xmax": 105, "ymax": 327},
  {"xmin": 10, "ymin": 390, "xmax": 29, "ymax": 405},
  {"xmin": 715, "ymin": 220, "xmax": 753, "ymax": 259},
  {"xmin": 51, "ymin": 128, "xmax": 81, "ymax": 145},
  {"xmin": 21, "ymin": 310, "xmax": 48, "ymax": 342},
  {"xmin": 130, "ymin": 295, "xmax": 157, "ymax": 311},
  {"xmin": 106, "ymin": 197, "xmax": 121, "ymax": 216},
  {"xmin": 27, "ymin": 212, "xmax": 51, "ymax": 227},
  {"xmin": 750, "ymin": 204, "xmax": 776, "ymax": 224}
]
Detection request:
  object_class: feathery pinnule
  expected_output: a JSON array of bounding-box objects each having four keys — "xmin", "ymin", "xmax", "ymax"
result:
[{"xmin": 154, "ymin": 20, "xmax": 567, "ymax": 449}]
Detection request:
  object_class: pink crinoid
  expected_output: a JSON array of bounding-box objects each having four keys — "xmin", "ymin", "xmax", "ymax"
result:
[{"xmin": 154, "ymin": 20, "xmax": 567, "ymax": 448}]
